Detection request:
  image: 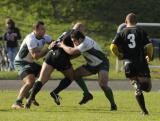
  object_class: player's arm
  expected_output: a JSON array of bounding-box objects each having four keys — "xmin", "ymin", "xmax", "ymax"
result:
[
  {"xmin": 59, "ymin": 42, "xmax": 80, "ymax": 55},
  {"xmin": 29, "ymin": 47, "xmax": 49, "ymax": 60},
  {"xmin": 144, "ymin": 43, "xmax": 153, "ymax": 61},
  {"xmin": 143, "ymin": 31, "xmax": 153, "ymax": 61},
  {"xmin": 110, "ymin": 43, "xmax": 123, "ymax": 60}
]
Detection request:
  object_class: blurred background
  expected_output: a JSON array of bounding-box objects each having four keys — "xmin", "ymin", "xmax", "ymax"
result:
[{"xmin": 0, "ymin": 0, "xmax": 160, "ymax": 80}]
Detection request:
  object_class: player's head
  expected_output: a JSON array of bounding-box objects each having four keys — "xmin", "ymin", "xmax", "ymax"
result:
[
  {"xmin": 71, "ymin": 30, "xmax": 85, "ymax": 46},
  {"xmin": 125, "ymin": 13, "xmax": 137, "ymax": 26},
  {"xmin": 72, "ymin": 22, "xmax": 85, "ymax": 33},
  {"xmin": 33, "ymin": 21, "xmax": 45, "ymax": 38}
]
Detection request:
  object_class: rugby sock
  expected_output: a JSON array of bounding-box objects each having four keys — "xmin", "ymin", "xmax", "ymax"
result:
[
  {"xmin": 103, "ymin": 87, "xmax": 115, "ymax": 105},
  {"xmin": 75, "ymin": 78, "xmax": 90, "ymax": 96},
  {"xmin": 16, "ymin": 99, "xmax": 22, "ymax": 104},
  {"xmin": 52, "ymin": 77, "xmax": 72, "ymax": 94},
  {"xmin": 29, "ymin": 81, "xmax": 43, "ymax": 100},
  {"xmin": 135, "ymin": 93, "xmax": 147, "ymax": 112}
]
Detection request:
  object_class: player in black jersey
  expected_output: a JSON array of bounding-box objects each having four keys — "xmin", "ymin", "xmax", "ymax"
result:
[
  {"xmin": 25, "ymin": 23, "xmax": 92, "ymax": 108},
  {"xmin": 110, "ymin": 13, "xmax": 153, "ymax": 115}
]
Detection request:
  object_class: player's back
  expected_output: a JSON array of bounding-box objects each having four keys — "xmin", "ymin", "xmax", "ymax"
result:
[
  {"xmin": 119, "ymin": 27, "xmax": 147, "ymax": 62},
  {"xmin": 51, "ymin": 33, "xmax": 74, "ymax": 60}
]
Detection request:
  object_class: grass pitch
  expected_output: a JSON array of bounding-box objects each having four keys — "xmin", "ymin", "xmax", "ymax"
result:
[{"xmin": 0, "ymin": 90, "xmax": 159, "ymax": 121}]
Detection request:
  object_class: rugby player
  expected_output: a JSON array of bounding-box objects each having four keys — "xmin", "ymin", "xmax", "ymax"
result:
[
  {"xmin": 58, "ymin": 30, "xmax": 117, "ymax": 111},
  {"xmin": 25, "ymin": 23, "xmax": 93, "ymax": 108},
  {"xmin": 110, "ymin": 13, "xmax": 153, "ymax": 115},
  {"xmin": 11, "ymin": 21, "xmax": 52, "ymax": 109}
]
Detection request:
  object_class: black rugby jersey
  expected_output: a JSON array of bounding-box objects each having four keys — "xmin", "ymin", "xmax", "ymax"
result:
[{"xmin": 112, "ymin": 26, "xmax": 151, "ymax": 62}]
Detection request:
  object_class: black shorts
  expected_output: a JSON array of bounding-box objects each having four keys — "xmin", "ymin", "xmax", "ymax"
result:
[
  {"xmin": 14, "ymin": 61, "xmax": 41, "ymax": 79},
  {"xmin": 45, "ymin": 49, "xmax": 72, "ymax": 71},
  {"xmin": 124, "ymin": 60, "xmax": 150, "ymax": 78},
  {"xmin": 82, "ymin": 59, "xmax": 109, "ymax": 74}
]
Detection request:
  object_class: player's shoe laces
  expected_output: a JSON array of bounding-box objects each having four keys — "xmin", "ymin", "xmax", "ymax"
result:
[
  {"xmin": 50, "ymin": 92, "xmax": 61, "ymax": 105},
  {"xmin": 79, "ymin": 93, "xmax": 93, "ymax": 105},
  {"xmin": 110, "ymin": 104, "xmax": 117, "ymax": 111},
  {"xmin": 11, "ymin": 102, "xmax": 24, "ymax": 109}
]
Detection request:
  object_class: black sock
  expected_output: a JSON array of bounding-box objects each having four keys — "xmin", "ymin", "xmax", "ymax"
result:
[
  {"xmin": 29, "ymin": 81, "xmax": 43, "ymax": 100},
  {"xmin": 51, "ymin": 77, "xmax": 72, "ymax": 94},
  {"xmin": 135, "ymin": 93, "xmax": 147, "ymax": 112}
]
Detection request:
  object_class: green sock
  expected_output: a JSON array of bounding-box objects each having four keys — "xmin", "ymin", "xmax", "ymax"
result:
[
  {"xmin": 104, "ymin": 87, "xmax": 115, "ymax": 105},
  {"xmin": 75, "ymin": 78, "xmax": 90, "ymax": 96},
  {"xmin": 16, "ymin": 99, "xmax": 22, "ymax": 104}
]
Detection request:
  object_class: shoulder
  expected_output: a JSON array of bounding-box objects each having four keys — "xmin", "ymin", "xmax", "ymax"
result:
[
  {"xmin": 44, "ymin": 34, "xmax": 52, "ymax": 40},
  {"xmin": 81, "ymin": 36, "xmax": 95, "ymax": 48},
  {"xmin": 25, "ymin": 32, "xmax": 36, "ymax": 42}
]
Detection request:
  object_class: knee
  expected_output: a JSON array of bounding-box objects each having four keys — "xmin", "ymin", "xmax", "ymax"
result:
[
  {"xmin": 26, "ymin": 80, "xmax": 34, "ymax": 87},
  {"xmin": 134, "ymin": 89, "xmax": 142, "ymax": 96},
  {"xmin": 24, "ymin": 76, "xmax": 35, "ymax": 87},
  {"xmin": 99, "ymin": 80, "xmax": 108, "ymax": 89}
]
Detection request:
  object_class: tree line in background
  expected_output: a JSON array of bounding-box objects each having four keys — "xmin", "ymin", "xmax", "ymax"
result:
[{"xmin": 0, "ymin": 0, "xmax": 160, "ymax": 38}]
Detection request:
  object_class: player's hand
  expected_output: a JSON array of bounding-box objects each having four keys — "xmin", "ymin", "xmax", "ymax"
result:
[
  {"xmin": 57, "ymin": 41, "xmax": 64, "ymax": 48},
  {"xmin": 146, "ymin": 56, "xmax": 152, "ymax": 62},
  {"xmin": 48, "ymin": 41, "xmax": 56, "ymax": 49}
]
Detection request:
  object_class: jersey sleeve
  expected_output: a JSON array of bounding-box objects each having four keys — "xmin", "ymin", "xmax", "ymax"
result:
[
  {"xmin": 112, "ymin": 33, "xmax": 123, "ymax": 46},
  {"xmin": 77, "ymin": 39, "xmax": 92, "ymax": 53},
  {"xmin": 44, "ymin": 35, "xmax": 52, "ymax": 43},
  {"xmin": 26, "ymin": 37, "xmax": 38, "ymax": 50}
]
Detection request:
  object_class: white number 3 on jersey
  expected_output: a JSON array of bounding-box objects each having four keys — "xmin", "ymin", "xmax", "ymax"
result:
[{"xmin": 127, "ymin": 34, "xmax": 136, "ymax": 48}]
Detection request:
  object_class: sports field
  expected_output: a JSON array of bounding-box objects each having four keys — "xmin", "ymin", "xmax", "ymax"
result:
[{"xmin": 0, "ymin": 89, "xmax": 160, "ymax": 121}]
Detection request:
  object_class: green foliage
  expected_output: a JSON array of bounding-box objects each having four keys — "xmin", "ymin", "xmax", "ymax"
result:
[{"xmin": 0, "ymin": 0, "xmax": 160, "ymax": 79}]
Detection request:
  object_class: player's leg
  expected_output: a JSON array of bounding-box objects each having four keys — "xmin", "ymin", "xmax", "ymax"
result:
[
  {"xmin": 50, "ymin": 67, "xmax": 74, "ymax": 105},
  {"xmin": 124, "ymin": 60, "xmax": 149, "ymax": 114},
  {"xmin": 11, "ymin": 74, "xmax": 36, "ymax": 109},
  {"xmin": 138, "ymin": 77, "xmax": 152, "ymax": 92},
  {"xmin": 11, "ymin": 61, "xmax": 41, "ymax": 109},
  {"xmin": 134, "ymin": 63, "xmax": 151, "ymax": 115},
  {"xmin": 25, "ymin": 62, "xmax": 54, "ymax": 108},
  {"xmin": 130, "ymin": 78, "xmax": 149, "ymax": 115},
  {"xmin": 98, "ymin": 70, "xmax": 117, "ymax": 111},
  {"xmin": 74, "ymin": 66, "xmax": 93, "ymax": 105}
]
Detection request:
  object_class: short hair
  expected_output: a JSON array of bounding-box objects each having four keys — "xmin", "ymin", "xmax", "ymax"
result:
[
  {"xmin": 125, "ymin": 13, "xmax": 137, "ymax": 24},
  {"xmin": 72, "ymin": 22, "xmax": 84, "ymax": 29},
  {"xmin": 71, "ymin": 30, "xmax": 85, "ymax": 40},
  {"xmin": 6, "ymin": 18, "xmax": 15, "ymax": 27},
  {"xmin": 33, "ymin": 21, "xmax": 44, "ymax": 30}
]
